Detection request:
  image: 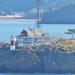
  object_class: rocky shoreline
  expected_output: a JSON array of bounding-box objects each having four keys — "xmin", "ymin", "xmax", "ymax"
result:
[{"xmin": 0, "ymin": 45, "xmax": 75, "ymax": 73}]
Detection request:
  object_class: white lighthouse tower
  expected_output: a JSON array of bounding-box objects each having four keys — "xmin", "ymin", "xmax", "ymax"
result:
[{"xmin": 10, "ymin": 35, "xmax": 16, "ymax": 51}]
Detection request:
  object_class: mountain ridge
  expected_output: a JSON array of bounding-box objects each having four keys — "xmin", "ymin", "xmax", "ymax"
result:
[{"xmin": 0, "ymin": 0, "xmax": 75, "ymax": 24}]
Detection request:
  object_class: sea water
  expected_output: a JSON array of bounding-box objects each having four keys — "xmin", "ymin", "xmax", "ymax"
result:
[
  {"xmin": 0, "ymin": 20, "xmax": 75, "ymax": 42},
  {"xmin": 0, "ymin": 73, "xmax": 75, "ymax": 75}
]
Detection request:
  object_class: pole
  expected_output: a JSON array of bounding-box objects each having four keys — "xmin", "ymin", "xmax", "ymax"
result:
[{"xmin": 37, "ymin": 0, "xmax": 40, "ymax": 29}]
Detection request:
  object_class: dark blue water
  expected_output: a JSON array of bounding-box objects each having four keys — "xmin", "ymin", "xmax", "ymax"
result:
[{"xmin": 0, "ymin": 74, "xmax": 74, "ymax": 75}]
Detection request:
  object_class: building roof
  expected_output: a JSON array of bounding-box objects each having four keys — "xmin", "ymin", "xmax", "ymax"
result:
[{"xmin": 20, "ymin": 29, "xmax": 43, "ymax": 37}]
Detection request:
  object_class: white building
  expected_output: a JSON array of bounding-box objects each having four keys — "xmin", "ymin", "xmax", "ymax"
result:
[{"xmin": 16, "ymin": 29, "xmax": 49, "ymax": 48}]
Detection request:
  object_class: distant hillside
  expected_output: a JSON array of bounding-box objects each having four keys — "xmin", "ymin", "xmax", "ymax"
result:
[
  {"xmin": 41, "ymin": 5, "xmax": 75, "ymax": 24},
  {"xmin": 0, "ymin": 0, "xmax": 36, "ymax": 12},
  {"xmin": 0, "ymin": 0, "xmax": 75, "ymax": 24},
  {"xmin": 24, "ymin": 0, "xmax": 75, "ymax": 24}
]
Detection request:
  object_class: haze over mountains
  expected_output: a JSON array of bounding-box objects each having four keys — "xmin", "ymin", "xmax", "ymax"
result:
[
  {"xmin": 0, "ymin": 0, "xmax": 75, "ymax": 24},
  {"xmin": 42, "ymin": 0, "xmax": 75, "ymax": 24}
]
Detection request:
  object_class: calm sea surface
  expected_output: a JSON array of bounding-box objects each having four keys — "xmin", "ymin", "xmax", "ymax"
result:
[{"xmin": 0, "ymin": 20, "xmax": 75, "ymax": 42}]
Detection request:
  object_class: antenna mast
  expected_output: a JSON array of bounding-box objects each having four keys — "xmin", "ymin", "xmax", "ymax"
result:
[{"xmin": 37, "ymin": 0, "xmax": 40, "ymax": 29}]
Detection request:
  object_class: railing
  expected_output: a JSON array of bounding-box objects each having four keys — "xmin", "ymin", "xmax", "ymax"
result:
[{"xmin": 17, "ymin": 36, "xmax": 43, "ymax": 42}]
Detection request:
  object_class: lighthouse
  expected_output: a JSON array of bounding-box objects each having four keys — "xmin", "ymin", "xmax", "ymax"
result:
[{"xmin": 10, "ymin": 35, "xmax": 16, "ymax": 51}]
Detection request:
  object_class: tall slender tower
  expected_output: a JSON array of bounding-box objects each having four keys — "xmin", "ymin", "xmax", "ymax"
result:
[
  {"xmin": 10, "ymin": 35, "xmax": 16, "ymax": 51},
  {"xmin": 37, "ymin": 0, "xmax": 40, "ymax": 29}
]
